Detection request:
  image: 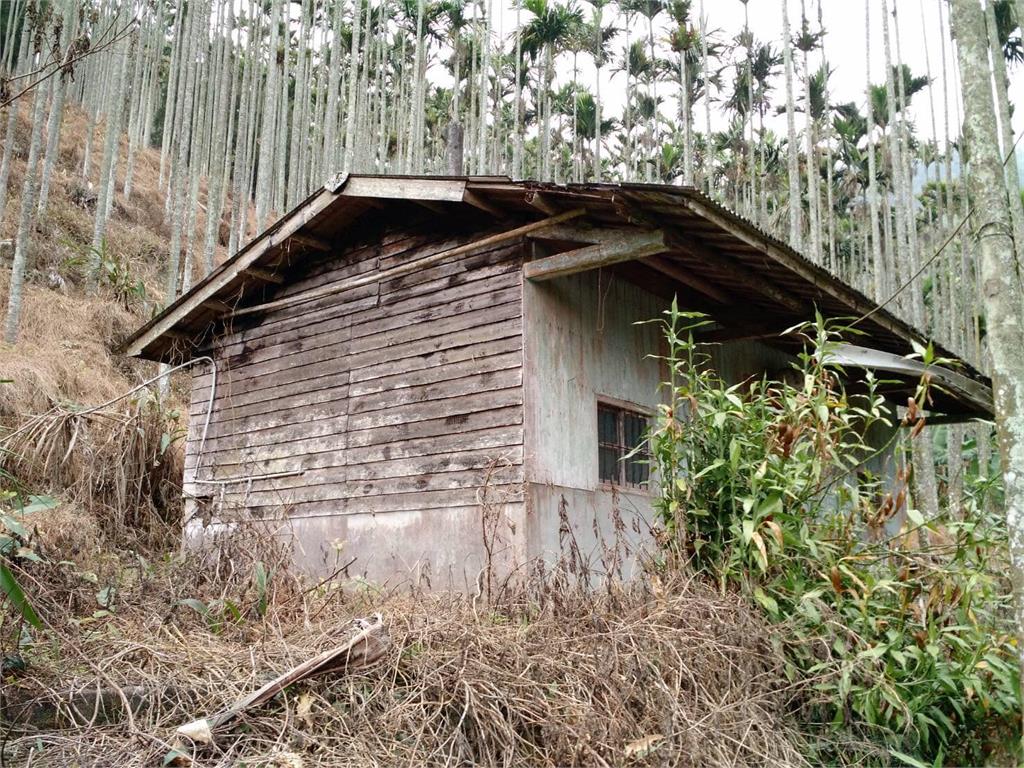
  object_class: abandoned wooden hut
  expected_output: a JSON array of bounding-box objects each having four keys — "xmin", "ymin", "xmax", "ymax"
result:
[{"xmin": 120, "ymin": 175, "xmax": 993, "ymax": 588}]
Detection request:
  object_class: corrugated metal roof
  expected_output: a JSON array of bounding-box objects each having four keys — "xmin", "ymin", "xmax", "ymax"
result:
[{"xmin": 118, "ymin": 174, "xmax": 991, "ymax": 417}]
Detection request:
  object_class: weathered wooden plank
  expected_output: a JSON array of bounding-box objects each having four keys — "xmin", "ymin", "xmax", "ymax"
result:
[
  {"xmin": 231, "ymin": 210, "xmax": 581, "ymax": 319},
  {"xmin": 349, "ymin": 335, "xmax": 521, "ymax": 385},
  {"xmin": 185, "ymin": 408, "xmax": 524, "ymax": 471},
  {"xmin": 345, "ymin": 386, "xmax": 523, "ymax": 432},
  {"xmin": 346, "ymin": 300, "xmax": 521, "ymax": 356},
  {"xmin": 186, "ymin": 413, "xmax": 348, "ymax": 455},
  {"xmin": 191, "ymin": 335, "xmax": 521, "ymax": 411},
  {"xmin": 191, "ymin": 319, "xmax": 523, "ymax": 399},
  {"xmin": 209, "ymin": 276, "xmax": 519, "ymax": 367},
  {"xmin": 348, "ymin": 348, "xmax": 521, "ymax": 397},
  {"xmin": 346, "ymin": 401, "xmax": 522, "ymax": 448},
  {"xmin": 203, "ymin": 251, "xmax": 519, "ymax": 363},
  {"xmin": 348, "ymin": 367, "xmax": 522, "ymax": 416},
  {"xmin": 343, "ymin": 176, "xmax": 468, "ymax": 201},
  {"xmin": 377, "ymin": 245, "xmax": 520, "ymax": 300},
  {"xmin": 188, "ymin": 370, "xmax": 351, "ymax": 420},
  {"xmin": 187, "ymin": 382, "xmax": 522, "ymax": 453},
  {"xmin": 269, "ymin": 232, "xmax": 455, "ymax": 301},
  {"xmin": 191, "ymin": 304, "xmax": 520, "ymax": 394},
  {"xmin": 349, "ymin": 284, "xmax": 520, "ymax": 344},
  {"xmin": 191, "ymin": 365, "xmax": 521, "ymax": 445},
  {"xmin": 208, "ymin": 248, "xmax": 518, "ymax": 356},
  {"xmin": 185, "ymin": 425, "xmax": 524, "ymax": 474},
  {"xmin": 187, "ymin": 389, "xmax": 351, "ymax": 443},
  {"xmin": 187, "ymin": 446, "xmax": 525, "ymax": 498},
  {"xmin": 523, "ymin": 229, "xmax": 667, "ymax": 281}
]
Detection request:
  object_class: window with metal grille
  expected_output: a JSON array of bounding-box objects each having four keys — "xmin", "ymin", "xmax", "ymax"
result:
[{"xmin": 597, "ymin": 402, "xmax": 650, "ymax": 488}]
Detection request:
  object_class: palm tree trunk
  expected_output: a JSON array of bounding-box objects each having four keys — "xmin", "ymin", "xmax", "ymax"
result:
[
  {"xmin": 4, "ymin": 73, "xmax": 49, "ymax": 342},
  {"xmin": 801, "ymin": 44, "xmax": 820, "ymax": 263},
  {"xmin": 950, "ymin": 0, "xmax": 1024, "ymax": 687},
  {"xmin": 984, "ymin": 1, "xmax": 1024, "ymax": 286},
  {"xmin": 92, "ymin": 34, "xmax": 128, "ymax": 251},
  {"xmin": 782, "ymin": 0, "xmax": 802, "ymax": 250},
  {"xmin": 0, "ymin": 16, "xmax": 30, "ymax": 221}
]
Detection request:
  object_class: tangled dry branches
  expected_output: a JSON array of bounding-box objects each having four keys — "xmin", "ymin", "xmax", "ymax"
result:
[{"xmin": 1, "ymin": 549, "xmax": 807, "ymax": 767}]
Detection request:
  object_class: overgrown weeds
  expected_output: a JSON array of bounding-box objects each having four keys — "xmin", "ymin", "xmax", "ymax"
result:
[
  {"xmin": 0, "ymin": 515, "xmax": 807, "ymax": 767},
  {"xmin": 646, "ymin": 302, "xmax": 1020, "ymax": 766},
  {"xmin": 0, "ymin": 386, "xmax": 182, "ymax": 549}
]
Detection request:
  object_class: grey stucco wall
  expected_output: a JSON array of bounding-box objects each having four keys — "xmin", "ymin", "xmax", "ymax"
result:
[{"xmin": 522, "ymin": 270, "xmax": 668, "ymax": 575}]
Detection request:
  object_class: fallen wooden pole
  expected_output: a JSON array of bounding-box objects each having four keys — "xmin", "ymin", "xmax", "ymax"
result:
[{"xmin": 175, "ymin": 615, "xmax": 389, "ymax": 744}]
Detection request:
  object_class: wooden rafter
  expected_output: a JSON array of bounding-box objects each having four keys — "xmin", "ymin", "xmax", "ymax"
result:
[
  {"xmin": 243, "ymin": 267, "xmax": 285, "ymax": 284},
  {"xmin": 289, "ymin": 233, "xmax": 331, "ymax": 251},
  {"xmin": 681, "ymin": 197, "xmax": 925, "ymax": 347},
  {"xmin": 523, "ymin": 229, "xmax": 668, "ymax": 281},
  {"xmin": 642, "ymin": 255, "xmax": 732, "ymax": 305},
  {"xmin": 463, "ymin": 189, "xmax": 506, "ymax": 217},
  {"xmin": 665, "ymin": 229, "xmax": 806, "ymax": 314}
]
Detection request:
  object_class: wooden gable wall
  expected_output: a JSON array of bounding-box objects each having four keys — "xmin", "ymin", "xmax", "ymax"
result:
[{"xmin": 180, "ymin": 215, "xmax": 528, "ymax": 580}]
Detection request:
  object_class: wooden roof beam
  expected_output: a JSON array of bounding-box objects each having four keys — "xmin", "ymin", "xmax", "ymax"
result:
[
  {"xmin": 665, "ymin": 230, "xmax": 806, "ymax": 315},
  {"xmin": 202, "ymin": 299, "xmax": 234, "ymax": 313},
  {"xmin": 642, "ymin": 255, "xmax": 732, "ymax": 305},
  {"xmin": 525, "ymin": 191, "xmax": 561, "ymax": 216},
  {"xmin": 289, "ymin": 233, "xmax": 331, "ymax": 252},
  {"xmin": 463, "ymin": 189, "xmax": 507, "ymax": 217},
  {"xmin": 681, "ymin": 197, "xmax": 924, "ymax": 347},
  {"xmin": 243, "ymin": 267, "xmax": 285, "ymax": 284},
  {"xmin": 524, "ymin": 229, "xmax": 668, "ymax": 282}
]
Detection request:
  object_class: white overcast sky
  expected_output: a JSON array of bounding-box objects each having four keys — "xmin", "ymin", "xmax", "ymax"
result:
[{"xmin": 477, "ymin": 0, "xmax": 1024, "ymax": 151}]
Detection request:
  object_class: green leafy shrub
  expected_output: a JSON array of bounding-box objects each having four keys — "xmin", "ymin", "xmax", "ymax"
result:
[{"xmin": 646, "ymin": 301, "xmax": 1020, "ymax": 766}]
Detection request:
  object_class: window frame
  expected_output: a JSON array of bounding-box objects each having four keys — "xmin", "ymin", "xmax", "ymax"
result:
[{"xmin": 596, "ymin": 397, "xmax": 652, "ymax": 492}]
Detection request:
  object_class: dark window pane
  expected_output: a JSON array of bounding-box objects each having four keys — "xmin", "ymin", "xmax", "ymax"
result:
[
  {"xmin": 599, "ymin": 446, "xmax": 620, "ymax": 482},
  {"xmin": 623, "ymin": 412, "xmax": 647, "ymax": 451},
  {"xmin": 625, "ymin": 455, "xmax": 650, "ymax": 486},
  {"xmin": 623, "ymin": 412, "xmax": 650, "ymax": 486},
  {"xmin": 597, "ymin": 406, "xmax": 618, "ymax": 444}
]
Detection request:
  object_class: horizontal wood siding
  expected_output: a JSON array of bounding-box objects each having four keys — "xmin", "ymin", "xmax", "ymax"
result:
[{"xmin": 183, "ymin": 219, "xmax": 526, "ymax": 580}]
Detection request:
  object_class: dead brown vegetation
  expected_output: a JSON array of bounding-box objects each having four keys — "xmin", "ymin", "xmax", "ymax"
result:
[{"xmin": 1, "ymin": 512, "xmax": 808, "ymax": 767}]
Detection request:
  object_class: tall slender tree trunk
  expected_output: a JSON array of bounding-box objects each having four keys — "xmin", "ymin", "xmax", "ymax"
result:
[
  {"xmin": 950, "ymin": 0, "xmax": 1024, "ymax": 692},
  {"xmin": 343, "ymin": 0, "xmax": 363, "ymax": 173},
  {"xmin": 865, "ymin": 0, "xmax": 884, "ymax": 302},
  {"xmin": 0, "ymin": 14, "xmax": 30, "ymax": 221},
  {"xmin": 92, "ymin": 35, "xmax": 128, "ymax": 251},
  {"xmin": 782, "ymin": 0, "xmax": 801, "ymax": 250},
  {"xmin": 4, "ymin": 75, "xmax": 49, "ymax": 342}
]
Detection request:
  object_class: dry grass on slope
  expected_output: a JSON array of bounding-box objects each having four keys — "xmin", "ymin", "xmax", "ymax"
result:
[{"xmin": 0, "ymin": 103, "xmax": 227, "ymax": 423}]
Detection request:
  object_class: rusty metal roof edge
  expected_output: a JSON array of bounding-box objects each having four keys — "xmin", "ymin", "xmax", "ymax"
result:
[
  {"xmin": 523, "ymin": 180, "xmax": 988, "ymax": 387},
  {"xmin": 117, "ymin": 182, "xmax": 344, "ymax": 358},
  {"xmin": 119, "ymin": 175, "xmax": 988, "ymax": 393}
]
